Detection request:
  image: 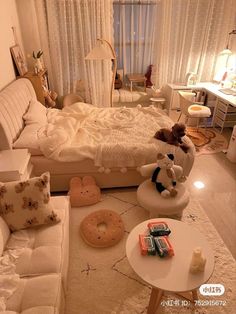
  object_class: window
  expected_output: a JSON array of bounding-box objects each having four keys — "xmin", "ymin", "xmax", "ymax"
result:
[{"xmin": 113, "ymin": 1, "xmax": 158, "ymax": 76}]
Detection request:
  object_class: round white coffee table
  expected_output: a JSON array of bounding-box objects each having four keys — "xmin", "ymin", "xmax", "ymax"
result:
[{"xmin": 126, "ymin": 218, "xmax": 214, "ymax": 314}]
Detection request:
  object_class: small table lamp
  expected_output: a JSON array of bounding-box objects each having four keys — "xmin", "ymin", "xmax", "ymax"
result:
[{"xmin": 85, "ymin": 39, "xmax": 117, "ymax": 107}]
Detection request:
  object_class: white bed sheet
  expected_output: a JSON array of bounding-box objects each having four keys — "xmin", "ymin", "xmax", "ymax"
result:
[
  {"xmin": 14, "ymin": 102, "xmax": 195, "ymax": 183},
  {"xmin": 37, "ymin": 102, "xmax": 191, "ymax": 169}
]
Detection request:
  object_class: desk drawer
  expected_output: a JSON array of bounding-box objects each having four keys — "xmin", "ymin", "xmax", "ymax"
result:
[
  {"xmin": 216, "ymin": 110, "xmax": 236, "ymax": 121},
  {"xmin": 217, "ymin": 101, "xmax": 236, "ymax": 113},
  {"xmin": 214, "ymin": 116, "xmax": 236, "ymax": 127}
]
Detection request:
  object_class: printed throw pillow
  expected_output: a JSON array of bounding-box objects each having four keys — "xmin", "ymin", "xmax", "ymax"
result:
[{"xmin": 0, "ymin": 172, "xmax": 60, "ymax": 231}]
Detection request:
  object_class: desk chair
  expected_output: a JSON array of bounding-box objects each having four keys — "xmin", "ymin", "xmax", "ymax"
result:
[{"xmin": 178, "ymin": 91, "xmax": 211, "ymax": 130}]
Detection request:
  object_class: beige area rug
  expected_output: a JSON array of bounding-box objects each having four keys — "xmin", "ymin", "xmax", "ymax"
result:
[
  {"xmin": 65, "ymin": 191, "xmax": 236, "ymax": 314},
  {"xmin": 186, "ymin": 127, "xmax": 228, "ymax": 155}
]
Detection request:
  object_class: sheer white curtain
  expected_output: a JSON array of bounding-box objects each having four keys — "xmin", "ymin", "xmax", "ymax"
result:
[
  {"xmin": 153, "ymin": 0, "xmax": 236, "ymax": 87},
  {"xmin": 34, "ymin": 0, "xmax": 113, "ymax": 107},
  {"xmin": 113, "ymin": 0, "xmax": 157, "ymax": 76}
]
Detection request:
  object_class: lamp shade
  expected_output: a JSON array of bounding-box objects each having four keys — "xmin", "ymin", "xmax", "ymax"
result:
[
  {"xmin": 85, "ymin": 38, "xmax": 117, "ymax": 107},
  {"xmin": 85, "ymin": 41, "xmax": 115, "ymax": 60},
  {"xmin": 220, "ymin": 30, "xmax": 236, "ymax": 55},
  {"xmin": 220, "ymin": 48, "xmax": 233, "ymax": 55}
]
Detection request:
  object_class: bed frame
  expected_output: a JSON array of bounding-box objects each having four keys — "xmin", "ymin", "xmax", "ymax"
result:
[{"xmin": 0, "ymin": 79, "xmax": 195, "ymax": 192}]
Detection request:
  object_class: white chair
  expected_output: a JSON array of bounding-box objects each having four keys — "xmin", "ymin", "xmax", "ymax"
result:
[{"xmin": 178, "ymin": 91, "xmax": 211, "ymax": 129}]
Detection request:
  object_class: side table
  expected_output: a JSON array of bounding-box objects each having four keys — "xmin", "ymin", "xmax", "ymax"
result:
[
  {"xmin": 127, "ymin": 74, "xmax": 147, "ymax": 92},
  {"xmin": 0, "ymin": 149, "xmax": 33, "ymax": 182},
  {"xmin": 126, "ymin": 218, "xmax": 214, "ymax": 314},
  {"xmin": 150, "ymin": 97, "xmax": 166, "ymax": 109}
]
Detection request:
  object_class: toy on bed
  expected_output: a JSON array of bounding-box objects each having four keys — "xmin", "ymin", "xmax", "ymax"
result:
[
  {"xmin": 42, "ymin": 75, "xmax": 58, "ymax": 108},
  {"xmin": 43, "ymin": 87, "xmax": 58, "ymax": 108},
  {"xmin": 154, "ymin": 123, "xmax": 190, "ymax": 153},
  {"xmin": 140, "ymin": 153, "xmax": 186, "ymax": 198},
  {"xmin": 68, "ymin": 176, "xmax": 101, "ymax": 207}
]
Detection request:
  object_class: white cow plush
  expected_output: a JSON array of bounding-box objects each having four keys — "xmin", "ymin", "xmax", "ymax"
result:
[{"xmin": 140, "ymin": 153, "xmax": 186, "ymax": 198}]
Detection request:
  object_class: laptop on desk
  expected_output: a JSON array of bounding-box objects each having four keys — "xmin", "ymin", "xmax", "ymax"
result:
[{"xmin": 219, "ymin": 88, "xmax": 236, "ymax": 96}]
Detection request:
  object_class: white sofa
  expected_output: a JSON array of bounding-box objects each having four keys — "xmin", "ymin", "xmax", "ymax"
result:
[
  {"xmin": 0, "ymin": 196, "xmax": 70, "ymax": 314},
  {"xmin": 112, "ymin": 86, "xmax": 153, "ymax": 107}
]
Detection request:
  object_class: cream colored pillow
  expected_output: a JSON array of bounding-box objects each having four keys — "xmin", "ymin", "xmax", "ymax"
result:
[
  {"xmin": 0, "ymin": 172, "xmax": 60, "ymax": 231},
  {"xmin": 13, "ymin": 123, "xmax": 44, "ymax": 156},
  {"xmin": 23, "ymin": 99, "xmax": 47, "ymax": 125}
]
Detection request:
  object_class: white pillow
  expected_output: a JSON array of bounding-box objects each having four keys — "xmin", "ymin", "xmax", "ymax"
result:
[
  {"xmin": 23, "ymin": 99, "xmax": 47, "ymax": 125},
  {"xmin": 13, "ymin": 124, "xmax": 44, "ymax": 156}
]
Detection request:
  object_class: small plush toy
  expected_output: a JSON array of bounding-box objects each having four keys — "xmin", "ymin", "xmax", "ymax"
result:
[
  {"xmin": 140, "ymin": 153, "xmax": 186, "ymax": 198},
  {"xmin": 154, "ymin": 123, "xmax": 190, "ymax": 153},
  {"xmin": 43, "ymin": 86, "xmax": 58, "ymax": 108},
  {"xmin": 68, "ymin": 176, "xmax": 101, "ymax": 207}
]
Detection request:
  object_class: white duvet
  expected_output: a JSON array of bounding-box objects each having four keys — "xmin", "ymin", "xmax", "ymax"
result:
[{"xmin": 38, "ymin": 103, "xmax": 194, "ymax": 173}]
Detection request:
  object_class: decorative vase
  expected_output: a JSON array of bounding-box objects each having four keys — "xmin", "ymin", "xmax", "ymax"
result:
[{"xmin": 34, "ymin": 58, "xmax": 43, "ymax": 74}]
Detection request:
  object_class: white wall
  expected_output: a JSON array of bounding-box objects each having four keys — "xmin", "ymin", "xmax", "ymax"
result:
[
  {"xmin": 16, "ymin": 0, "xmax": 41, "ymax": 70},
  {"xmin": 0, "ymin": 0, "xmax": 24, "ymax": 90}
]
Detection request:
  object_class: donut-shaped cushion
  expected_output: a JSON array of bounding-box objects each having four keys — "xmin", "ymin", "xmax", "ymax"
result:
[{"xmin": 80, "ymin": 209, "xmax": 125, "ymax": 248}]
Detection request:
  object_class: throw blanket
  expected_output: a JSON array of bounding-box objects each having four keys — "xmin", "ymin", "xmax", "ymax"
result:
[{"xmin": 38, "ymin": 103, "xmax": 193, "ymax": 172}]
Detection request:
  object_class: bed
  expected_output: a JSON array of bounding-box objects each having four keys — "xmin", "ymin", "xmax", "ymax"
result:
[{"xmin": 0, "ymin": 78, "xmax": 195, "ymax": 191}]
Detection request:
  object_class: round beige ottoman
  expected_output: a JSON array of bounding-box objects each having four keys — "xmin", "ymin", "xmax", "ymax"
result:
[{"xmin": 137, "ymin": 179, "xmax": 189, "ymax": 219}]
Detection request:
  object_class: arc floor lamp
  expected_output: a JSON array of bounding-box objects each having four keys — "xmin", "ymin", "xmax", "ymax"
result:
[{"xmin": 85, "ymin": 39, "xmax": 117, "ymax": 107}]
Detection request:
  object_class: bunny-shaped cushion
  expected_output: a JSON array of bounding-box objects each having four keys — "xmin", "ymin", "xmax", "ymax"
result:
[{"xmin": 68, "ymin": 176, "xmax": 101, "ymax": 207}]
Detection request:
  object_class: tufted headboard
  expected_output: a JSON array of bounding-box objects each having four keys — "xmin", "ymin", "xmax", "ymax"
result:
[{"xmin": 0, "ymin": 78, "xmax": 36, "ymax": 150}]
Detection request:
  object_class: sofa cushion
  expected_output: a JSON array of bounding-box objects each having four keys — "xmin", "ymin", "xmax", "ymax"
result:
[
  {"xmin": 0, "ymin": 173, "xmax": 60, "ymax": 231},
  {"xmin": 5, "ymin": 196, "xmax": 70, "ymax": 287},
  {"xmin": 0, "ymin": 216, "xmax": 10, "ymax": 255},
  {"xmin": 5, "ymin": 274, "xmax": 61, "ymax": 314}
]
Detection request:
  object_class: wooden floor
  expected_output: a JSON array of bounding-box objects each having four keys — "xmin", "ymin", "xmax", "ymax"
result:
[
  {"xmin": 170, "ymin": 110, "xmax": 236, "ymax": 259},
  {"xmin": 186, "ymin": 152, "xmax": 236, "ymax": 259}
]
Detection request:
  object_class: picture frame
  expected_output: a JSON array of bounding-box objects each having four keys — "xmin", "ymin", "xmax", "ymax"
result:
[{"xmin": 10, "ymin": 45, "xmax": 28, "ymax": 76}]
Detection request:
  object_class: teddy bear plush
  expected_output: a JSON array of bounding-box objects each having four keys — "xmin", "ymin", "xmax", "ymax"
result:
[
  {"xmin": 68, "ymin": 176, "xmax": 101, "ymax": 207},
  {"xmin": 154, "ymin": 123, "xmax": 190, "ymax": 153},
  {"xmin": 42, "ymin": 85, "xmax": 58, "ymax": 108},
  {"xmin": 140, "ymin": 153, "xmax": 186, "ymax": 198}
]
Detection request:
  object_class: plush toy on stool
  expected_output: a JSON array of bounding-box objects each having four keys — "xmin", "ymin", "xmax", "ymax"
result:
[
  {"xmin": 138, "ymin": 153, "xmax": 189, "ymax": 218},
  {"xmin": 68, "ymin": 176, "xmax": 101, "ymax": 207},
  {"xmin": 140, "ymin": 153, "xmax": 186, "ymax": 198}
]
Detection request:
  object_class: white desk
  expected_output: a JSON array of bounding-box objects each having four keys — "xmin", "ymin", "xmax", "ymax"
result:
[
  {"xmin": 163, "ymin": 82, "xmax": 236, "ymax": 131},
  {"xmin": 165, "ymin": 82, "xmax": 236, "ymax": 108}
]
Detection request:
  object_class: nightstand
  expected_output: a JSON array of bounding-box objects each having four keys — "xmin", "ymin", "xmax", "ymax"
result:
[{"xmin": 0, "ymin": 149, "xmax": 33, "ymax": 182}]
